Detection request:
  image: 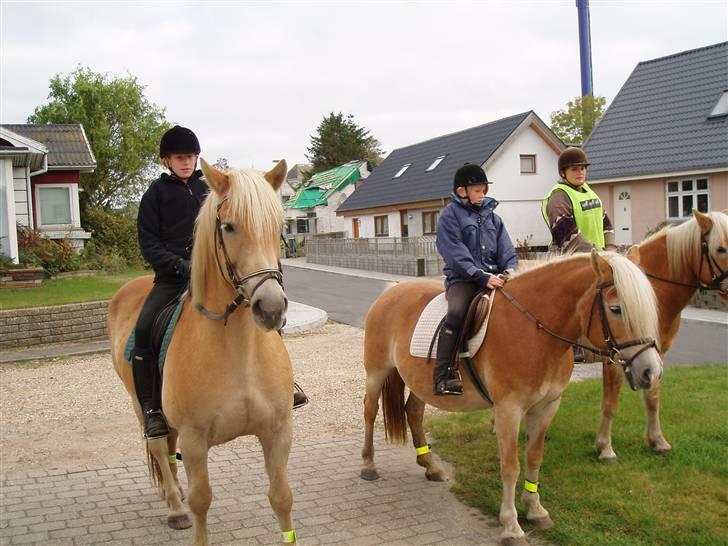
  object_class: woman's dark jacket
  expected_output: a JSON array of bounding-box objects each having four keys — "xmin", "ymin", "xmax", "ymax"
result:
[
  {"xmin": 137, "ymin": 171, "xmax": 208, "ymax": 283},
  {"xmin": 436, "ymin": 194, "xmax": 518, "ymax": 288}
]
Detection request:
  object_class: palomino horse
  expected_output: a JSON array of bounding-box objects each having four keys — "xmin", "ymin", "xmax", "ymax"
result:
[
  {"xmin": 109, "ymin": 159, "xmax": 296, "ymax": 546},
  {"xmin": 596, "ymin": 209, "xmax": 728, "ymax": 461},
  {"xmin": 361, "ymin": 251, "xmax": 662, "ymax": 544}
]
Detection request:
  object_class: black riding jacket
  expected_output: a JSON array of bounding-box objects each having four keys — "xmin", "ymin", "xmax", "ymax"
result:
[{"xmin": 137, "ymin": 170, "xmax": 208, "ymax": 282}]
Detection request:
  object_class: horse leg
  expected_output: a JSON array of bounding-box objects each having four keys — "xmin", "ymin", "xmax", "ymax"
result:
[
  {"xmin": 405, "ymin": 392, "xmax": 447, "ymax": 481},
  {"xmin": 167, "ymin": 429, "xmax": 185, "ymax": 501},
  {"xmin": 494, "ymin": 404, "xmax": 527, "ymax": 543},
  {"xmin": 179, "ymin": 433, "xmax": 212, "ymax": 546},
  {"xmin": 259, "ymin": 422, "xmax": 295, "ymax": 543},
  {"xmin": 643, "ymin": 383, "xmax": 672, "ymax": 453},
  {"xmin": 361, "ymin": 368, "xmax": 390, "ymax": 481},
  {"xmin": 146, "ymin": 436, "xmax": 190, "ymax": 530},
  {"xmin": 521, "ymin": 397, "xmax": 562, "ymax": 531},
  {"xmin": 595, "ymin": 360, "xmax": 621, "ymax": 462}
]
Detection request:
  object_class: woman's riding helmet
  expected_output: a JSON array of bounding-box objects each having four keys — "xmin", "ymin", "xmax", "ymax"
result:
[
  {"xmin": 159, "ymin": 126, "xmax": 201, "ymax": 158},
  {"xmin": 453, "ymin": 163, "xmax": 490, "ymax": 192},
  {"xmin": 558, "ymin": 147, "xmax": 590, "ymax": 175}
]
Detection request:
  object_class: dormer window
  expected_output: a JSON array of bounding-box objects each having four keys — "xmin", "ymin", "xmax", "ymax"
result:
[
  {"xmin": 393, "ymin": 163, "xmax": 411, "ymax": 178},
  {"xmin": 426, "ymin": 155, "xmax": 447, "ymax": 172},
  {"xmin": 708, "ymin": 90, "xmax": 728, "ymax": 118}
]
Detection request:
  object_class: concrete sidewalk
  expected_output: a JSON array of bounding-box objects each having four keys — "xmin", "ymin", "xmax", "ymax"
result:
[{"xmin": 0, "ymin": 301, "xmax": 327, "ymax": 364}]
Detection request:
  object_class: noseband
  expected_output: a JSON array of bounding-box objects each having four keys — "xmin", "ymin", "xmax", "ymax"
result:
[
  {"xmin": 195, "ymin": 199, "xmax": 283, "ymax": 325},
  {"xmin": 499, "ymin": 282, "xmax": 657, "ymax": 378}
]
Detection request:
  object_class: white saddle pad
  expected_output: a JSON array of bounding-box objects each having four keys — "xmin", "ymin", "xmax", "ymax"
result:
[{"xmin": 409, "ymin": 291, "xmax": 495, "ymax": 359}]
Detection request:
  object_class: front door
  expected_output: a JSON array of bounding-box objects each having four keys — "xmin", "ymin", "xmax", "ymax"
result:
[
  {"xmin": 400, "ymin": 210, "xmax": 409, "ymax": 238},
  {"xmin": 612, "ymin": 184, "xmax": 632, "ymax": 245},
  {"xmin": 352, "ymin": 218, "xmax": 360, "ymax": 239}
]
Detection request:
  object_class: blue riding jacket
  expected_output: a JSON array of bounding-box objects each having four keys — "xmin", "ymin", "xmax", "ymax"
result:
[{"xmin": 437, "ymin": 194, "xmax": 518, "ymax": 288}]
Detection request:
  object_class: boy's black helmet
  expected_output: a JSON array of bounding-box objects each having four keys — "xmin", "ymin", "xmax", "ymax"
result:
[
  {"xmin": 159, "ymin": 126, "xmax": 200, "ymax": 157},
  {"xmin": 453, "ymin": 163, "xmax": 489, "ymax": 192},
  {"xmin": 558, "ymin": 147, "xmax": 589, "ymax": 174}
]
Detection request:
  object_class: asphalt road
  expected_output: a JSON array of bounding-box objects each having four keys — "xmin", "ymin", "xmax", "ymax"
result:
[{"xmin": 282, "ymin": 265, "xmax": 727, "ymax": 365}]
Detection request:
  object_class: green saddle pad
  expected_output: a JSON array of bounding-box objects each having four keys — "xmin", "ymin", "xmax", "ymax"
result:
[{"xmin": 124, "ymin": 296, "xmax": 186, "ymax": 372}]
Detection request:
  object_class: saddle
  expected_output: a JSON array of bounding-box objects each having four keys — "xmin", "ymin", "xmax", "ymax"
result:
[{"xmin": 124, "ymin": 292, "xmax": 187, "ymax": 371}]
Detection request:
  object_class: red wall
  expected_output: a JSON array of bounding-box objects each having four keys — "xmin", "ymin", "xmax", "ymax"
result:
[{"xmin": 31, "ymin": 170, "xmax": 81, "ymax": 227}]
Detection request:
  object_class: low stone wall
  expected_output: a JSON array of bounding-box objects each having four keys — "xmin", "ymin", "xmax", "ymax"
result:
[
  {"xmin": 690, "ymin": 289, "xmax": 728, "ymax": 311},
  {"xmin": 0, "ymin": 301, "xmax": 108, "ymax": 350}
]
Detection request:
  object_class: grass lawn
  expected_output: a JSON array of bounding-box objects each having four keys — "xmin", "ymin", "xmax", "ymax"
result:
[
  {"xmin": 0, "ymin": 270, "xmax": 150, "ymax": 309},
  {"xmin": 426, "ymin": 365, "xmax": 728, "ymax": 546}
]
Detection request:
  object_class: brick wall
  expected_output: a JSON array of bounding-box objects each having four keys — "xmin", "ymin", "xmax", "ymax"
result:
[{"xmin": 0, "ymin": 301, "xmax": 109, "ymax": 350}]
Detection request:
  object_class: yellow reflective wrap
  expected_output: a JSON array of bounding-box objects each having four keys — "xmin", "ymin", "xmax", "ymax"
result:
[
  {"xmin": 415, "ymin": 445, "xmax": 431, "ymax": 456},
  {"xmin": 168, "ymin": 454, "xmax": 177, "ymax": 464},
  {"xmin": 524, "ymin": 479, "xmax": 539, "ymax": 493},
  {"xmin": 281, "ymin": 529, "xmax": 296, "ymax": 543}
]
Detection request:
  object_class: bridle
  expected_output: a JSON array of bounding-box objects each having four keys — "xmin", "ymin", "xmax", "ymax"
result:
[
  {"xmin": 499, "ymin": 282, "xmax": 657, "ymax": 389},
  {"xmin": 646, "ymin": 228, "xmax": 728, "ymax": 295},
  {"xmin": 195, "ymin": 199, "xmax": 283, "ymax": 325}
]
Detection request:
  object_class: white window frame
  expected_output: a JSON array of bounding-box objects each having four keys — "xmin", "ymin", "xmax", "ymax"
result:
[
  {"xmin": 520, "ymin": 154, "xmax": 536, "ymax": 174},
  {"xmin": 426, "ymin": 155, "xmax": 446, "ymax": 172},
  {"xmin": 708, "ymin": 89, "xmax": 728, "ymax": 118},
  {"xmin": 34, "ymin": 183, "xmax": 81, "ymax": 228},
  {"xmin": 422, "ymin": 210, "xmax": 440, "ymax": 235},
  {"xmin": 665, "ymin": 177, "xmax": 710, "ymax": 220},
  {"xmin": 374, "ymin": 215, "xmax": 389, "ymax": 237},
  {"xmin": 393, "ymin": 163, "xmax": 411, "ymax": 179}
]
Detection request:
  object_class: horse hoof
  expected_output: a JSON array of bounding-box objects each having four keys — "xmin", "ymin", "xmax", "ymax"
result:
[
  {"xmin": 598, "ymin": 455, "xmax": 618, "ymax": 464},
  {"xmin": 360, "ymin": 468, "xmax": 380, "ymax": 481},
  {"xmin": 529, "ymin": 516, "xmax": 554, "ymax": 530},
  {"xmin": 500, "ymin": 536, "xmax": 529, "ymax": 546},
  {"xmin": 650, "ymin": 441, "xmax": 672, "ymax": 454},
  {"xmin": 168, "ymin": 514, "xmax": 191, "ymax": 530},
  {"xmin": 425, "ymin": 470, "xmax": 448, "ymax": 482}
]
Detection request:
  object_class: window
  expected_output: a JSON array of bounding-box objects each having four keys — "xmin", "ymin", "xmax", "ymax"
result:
[
  {"xmin": 426, "ymin": 155, "xmax": 446, "ymax": 172},
  {"xmin": 666, "ymin": 178, "xmax": 710, "ymax": 219},
  {"xmin": 422, "ymin": 211, "xmax": 440, "ymax": 235},
  {"xmin": 296, "ymin": 219, "xmax": 309, "ymax": 233},
  {"xmin": 36, "ymin": 185, "xmax": 75, "ymax": 226},
  {"xmin": 393, "ymin": 163, "xmax": 411, "ymax": 179},
  {"xmin": 520, "ymin": 154, "xmax": 536, "ymax": 174},
  {"xmin": 374, "ymin": 215, "xmax": 389, "ymax": 237},
  {"xmin": 708, "ymin": 90, "xmax": 728, "ymax": 118}
]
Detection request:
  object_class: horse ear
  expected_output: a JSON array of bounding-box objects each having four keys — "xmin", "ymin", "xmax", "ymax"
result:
[
  {"xmin": 626, "ymin": 244, "xmax": 641, "ymax": 266},
  {"xmin": 590, "ymin": 248, "xmax": 612, "ymax": 283},
  {"xmin": 265, "ymin": 160, "xmax": 287, "ymax": 191},
  {"xmin": 693, "ymin": 209, "xmax": 713, "ymax": 233},
  {"xmin": 200, "ymin": 158, "xmax": 230, "ymax": 194}
]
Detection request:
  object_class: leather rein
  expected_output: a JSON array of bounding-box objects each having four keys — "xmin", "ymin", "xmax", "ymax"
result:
[{"xmin": 195, "ymin": 199, "xmax": 283, "ymax": 325}]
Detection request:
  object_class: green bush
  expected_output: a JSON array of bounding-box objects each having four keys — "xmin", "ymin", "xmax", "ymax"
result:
[
  {"xmin": 16, "ymin": 225, "xmax": 81, "ymax": 275},
  {"xmin": 82, "ymin": 207, "xmax": 145, "ymax": 269}
]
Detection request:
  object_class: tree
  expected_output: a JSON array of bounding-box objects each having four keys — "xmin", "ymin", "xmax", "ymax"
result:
[
  {"xmin": 28, "ymin": 67, "xmax": 170, "ymax": 214},
  {"xmin": 305, "ymin": 112, "xmax": 383, "ymax": 176},
  {"xmin": 550, "ymin": 95, "xmax": 607, "ymax": 145}
]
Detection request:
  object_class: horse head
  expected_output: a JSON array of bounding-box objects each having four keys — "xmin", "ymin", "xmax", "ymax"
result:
[
  {"xmin": 192, "ymin": 159, "xmax": 288, "ymax": 331},
  {"xmin": 583, "ymin": 250, "xmax": 663, "ymax": 391},
  {"xmin": 693, "ymin": 210, "xmax": 728, "ymax": 299}
]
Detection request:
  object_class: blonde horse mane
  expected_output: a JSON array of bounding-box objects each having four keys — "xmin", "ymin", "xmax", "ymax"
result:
[
  {"xmin": 511, "ymin": 252, "xmax": 659, "ymax": 343},
  {"xmin": 190, "ymin": 168, "xmax": 284, "ymax": 306}
]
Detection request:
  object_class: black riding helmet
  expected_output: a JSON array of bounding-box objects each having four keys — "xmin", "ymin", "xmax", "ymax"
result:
[
  {"xmin": 159, "ymin": 126, "xmax": 201, "ymax": 158},
  {"xmin": 453, "ymin": 163, "xmax": 490, "ymax": 192},
  {"xmin": 558, "ymin": 147, "xmax": 590, "ymax": 176}
]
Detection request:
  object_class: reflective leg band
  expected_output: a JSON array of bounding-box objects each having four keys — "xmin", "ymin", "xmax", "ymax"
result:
[
  {"xmin": 524, "ymin": 479, "xmax": 539, "ymax": 493},
  {"xmin": 281, "ymin": 529, "xmax": 296, "ymax": 543},
  {"xmin": 416, "ymin": 444, "xmax": 431, "ymax": 456},
  {"xmin": 168, "ymin": 454, "xmax": 177, "ymax": 464}
]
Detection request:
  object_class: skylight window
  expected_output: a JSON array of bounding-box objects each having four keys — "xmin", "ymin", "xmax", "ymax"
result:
[
  {"xmin": 393, "ymin": 163, "xmax": 411, "ymax": 178},
  {"xmin": 708, "ymin": 90, "xmax": 728, "ymax": 118},
  {"xmin": 426, "ymin": 155, "xmax": 447, "ymax": 172}
]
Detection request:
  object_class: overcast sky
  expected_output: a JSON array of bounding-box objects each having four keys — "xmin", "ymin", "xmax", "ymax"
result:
[{"xmin": 1, "ymin": 1, "xmax": 726, "ymax": 171}]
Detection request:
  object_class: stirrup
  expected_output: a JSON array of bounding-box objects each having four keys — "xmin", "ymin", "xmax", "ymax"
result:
[
  {"xmin": 293, "ymin": 382, "xmax": 309, "ymax": 409},
  {"xmin": 143, "ymin": 409, "xmax": 170, "ymax": 439},
  {"xmin": 434, "ymin": 368, "xmax": 463, "ymax": 396}
]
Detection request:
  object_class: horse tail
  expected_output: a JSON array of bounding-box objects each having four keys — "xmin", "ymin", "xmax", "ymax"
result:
[
  {"xmin": 145, "ymin": 442, "xmax": 163, "ymax": 493},
  {"xmin": 382, "ymin": 368, "xmax": 408, "ymax": 445}
]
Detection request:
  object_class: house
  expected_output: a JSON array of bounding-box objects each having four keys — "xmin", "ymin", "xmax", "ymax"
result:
[
  {"xmin": 0, "ymin": 124, "xmax": 96, "ymax": 263},
  {"xmin": 279, "ymin": 163, "xmax": 310, "ymax": 207},
  {"xmin": 284, "ymin": 160, "xmax": 371, "ymax": 238},
  {"xmin": 335, "ymin": 111, "xmax": 565, "ymax": 247},
  {"xmin": 584, "ymin": 42, "xmax": 728, "ymax": 244}
]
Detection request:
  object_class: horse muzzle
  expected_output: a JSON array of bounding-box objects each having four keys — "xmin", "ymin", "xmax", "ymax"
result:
[
  {"xmin": 623, "ymin": 347, "xmax": 663, "ymax": 391},
  {"xmin": 250, "ymin": 281, "xmax": 288, "ymax": 331}
]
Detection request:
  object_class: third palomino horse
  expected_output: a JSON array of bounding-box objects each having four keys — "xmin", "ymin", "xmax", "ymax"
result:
[
  {"xmin": 109, "ymin": 160, "xmax": 297, "ymax": 546},
  {"xmin": 596, "ymin": 209, "xmax": 728, "ymax": 461},
  {"xmin": 361, "ymin": 250, "xmax": 662, "ymax": 544}
]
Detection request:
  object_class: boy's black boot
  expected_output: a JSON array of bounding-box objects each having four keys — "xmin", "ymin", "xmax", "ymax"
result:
[
  {"xmin": 433, "ymin": 328, "xmax": 463, "ymax": 396},
  {"xmin": 131, "ymin": 348, "xmax": 170, "ymax": 439}
]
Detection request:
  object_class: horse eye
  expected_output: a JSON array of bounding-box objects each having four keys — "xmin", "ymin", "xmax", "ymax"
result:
[
  {"xmin": 718, "ymin": 246, "xmax": 727, "ymax": 254},
  {"xmin": 222, "ymin": 223, "xmax": 235, "ymax": 233},
  {"xmin": 609, "ymin": 305, "xmax": 622, "ymax": 315}
]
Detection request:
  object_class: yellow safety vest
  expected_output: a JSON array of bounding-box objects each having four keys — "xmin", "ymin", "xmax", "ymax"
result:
[{"xmin": 542, "ymin": 182, "xmax": 605, "ymax": 250}]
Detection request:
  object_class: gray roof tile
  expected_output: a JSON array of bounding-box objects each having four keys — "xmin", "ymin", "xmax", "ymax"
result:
[
  {"xmin": 0, "ymin": 124, "xmax": 96, "ymax": 169},
  {"xmin": 337, "ymin": 111, "xmax": 532, "ymax": 212},
  {"xmin": 584, "ymin": 42, "xmax": 728, "ymax": 181}
]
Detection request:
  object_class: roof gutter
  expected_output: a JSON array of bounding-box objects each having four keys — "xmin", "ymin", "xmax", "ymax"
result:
[{"xmin": 30, "ymin": 154, "xmax": 48, "ymax": 177}]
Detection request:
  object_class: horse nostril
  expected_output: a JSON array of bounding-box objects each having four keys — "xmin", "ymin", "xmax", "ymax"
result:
[{"xmin": 642, "ymin": 369, "xmax": 652, "ymax": 388}]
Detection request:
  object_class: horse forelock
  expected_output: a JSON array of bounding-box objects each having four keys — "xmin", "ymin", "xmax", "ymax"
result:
[
  {"xmin": 602, "ymin": 252, "xmax": 660, "ymax": 343},
  {"xmin": 663, "ymin": 212, "xmax": 727, "ymax": 278}
]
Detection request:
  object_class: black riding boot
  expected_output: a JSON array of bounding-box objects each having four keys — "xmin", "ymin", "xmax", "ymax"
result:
[
  {"xmin": 433, "ymin": 327, "xmax": 463, "ymax": 395},
  {"xmin": 131, "ymin": 348, "xmax": 169, "ymax": 439}
]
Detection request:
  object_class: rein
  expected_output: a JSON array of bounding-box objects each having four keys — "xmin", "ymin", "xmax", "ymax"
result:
[
  {"xmin": 195, "ymin": 199, "xmax": 283, "ymax": 325},
  {"xmin": 498, "ymin": 282, "xmax": 656, "ymax": 373}
]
